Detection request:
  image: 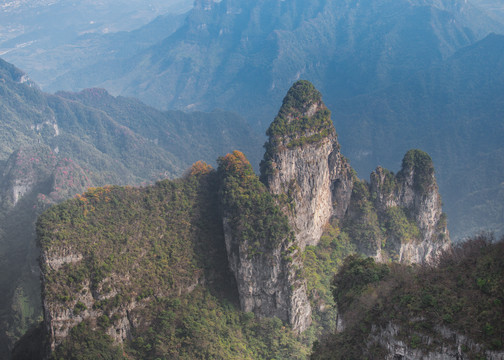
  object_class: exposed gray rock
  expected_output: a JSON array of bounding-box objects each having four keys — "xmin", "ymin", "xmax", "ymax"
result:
[
  {"xmin": 261, "ymin": 81, "xmax": 353, "ymax": 249},
  {"xmin": 368, "ymin": 322, "xmax": 504, "ymax": 360},
  {"xmin": 265, "ymin": 132, "xmax": 347, "ymax": 249},
  {"xmin": 40, "ymin": 245, "xmax": 201, "ymax": 351},
  {"xmin": 370, "ymin": 150, "xmax": 451, "ymax": 264},
  {"xmin": 221, "ymin": 81, "xmax": 353, "ymax": 333},
  {"xmin": 219, "ymin": 148, "xmax": 312, "ymax": 333},
  {"xmin": 223, "ymin": 216, "xmax": 311, "ymax": 333}
]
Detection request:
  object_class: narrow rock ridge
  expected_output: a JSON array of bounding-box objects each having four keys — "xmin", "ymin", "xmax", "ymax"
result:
[{"xmin": 260, "ymin": 80, "xmax": 353, "ymax": 249}]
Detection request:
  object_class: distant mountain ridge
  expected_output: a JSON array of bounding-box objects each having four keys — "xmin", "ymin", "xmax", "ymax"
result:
[
  {"xmin": 0, "ymin": 11, "xmax": 188, "ymax": 90},
  {"xmin": 43, "ymin": 0, "xmax": 503, "ymax": 119}
]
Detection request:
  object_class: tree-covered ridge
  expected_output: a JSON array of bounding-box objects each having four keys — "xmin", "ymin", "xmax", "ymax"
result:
[
  {"xmin": 218, "ymin": 150, "xmax": 293, "ymax": 251},
  {"xmin": 0, "ymin": 58, "xmax": 28, "ymax": 84},
  {"xmin": 0, "ymin": 59, "xmax": 261, "ymax": 185},
  {"xmin": 35, "ymin": 161, "xmax": 310, "ymax": 359},
  {"xmin": 311, "ymin": 234, "xmax": 504, "ymax": 359},
  {"xmin": 38, "ymin": 177, "xmax": 210, "ymax": 308}
]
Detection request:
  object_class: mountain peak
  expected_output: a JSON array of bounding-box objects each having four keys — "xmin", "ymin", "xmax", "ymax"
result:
[
  {"xmin": 399, "ymin": 149, "xmax": 435, "ymax": 193},
  {"xmin": 266, "ymin": 80, "xmax": 333, "ymax": 143},
  {"xmin": 277, "ymin": 80, "xmax": 323, "ymax": 118},
  {"xmin": 260, "ymin": 80, "xmax": 353, "ymax": 249}
]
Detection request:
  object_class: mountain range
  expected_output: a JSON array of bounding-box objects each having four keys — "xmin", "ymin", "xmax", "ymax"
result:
[
  {"xmin": 0, "ymin": 0, "xmax": 504, "ymax": 357},
  {"xmin": 34, "ymin": 0, "xmax": 504, "ymax": 116},
  {"xmin": 13, "ymin": 81, "xmax": 460, "ymax": 360},
  {"xmin": 2, "ymin": 0, "xmax": 503, "ymax": 240}
]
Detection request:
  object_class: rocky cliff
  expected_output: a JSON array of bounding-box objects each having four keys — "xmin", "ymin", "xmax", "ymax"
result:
[
  {"xmin": 32, "ymin": 81, "xmax": 457, "ymax": 358},
  {"xmin": 219, "ymin": 151, "xmax": 311, "ymax": 333},
  {"xmin": 366, "ymin": 150, "xmax": 450, "ymax": 263},
  {"xmin": 260, "ymin": 80, "xmax": 354, "ymax": 249},
  {"xmin": 218, "ymin": 80, "xmax": 355, "ymax": 334},
  {"xmin": 370, "ymin": 150, "xmax": 451, "ymax": 263},
  {"xmin": 37, "ymin": 180, "xmax": 213, "ymax": 352},
  {"xmin": 368, "ymin": 322, "xmax": 504, "ymax": 360},
  {"xmin": 259, "ymin": 81, "xmax": 449, "ymax": 264},
  {"xmin": 34, "ymin": 167, "xmax": 312, "ymax": 360},
  {"xmin": 343, "ymin": 149, "xmax": 450, "ymax": 264},
  {"xmin": 221, "ymin": 81, "xmax": 450, "ymax": 336}
]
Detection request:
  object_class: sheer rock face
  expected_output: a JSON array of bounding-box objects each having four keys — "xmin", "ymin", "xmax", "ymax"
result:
[
  {"xmin": 40, "ymin": 245, "xmax": 136, "ymax": 351},
  {"xmin": 219, "ymin": 151, "xmax": 312, "ymax": 333},
  {"xmin": 260, "ymin": 80, "xmax": 353, "ymax": 250},
  {"xmin": 41, "ymin": 242, "xmax": 200, "ymax": 351},
  {"xmin": 222, "ymin": 216, "xmax": 311, "ymax": 333},
  {"xmin": 219, "ymin": 80, "xmax": 354, "ymax": 333},
  {"xmin": 370, "ymin": 150, "xmax": 451, "ymax": 263}
]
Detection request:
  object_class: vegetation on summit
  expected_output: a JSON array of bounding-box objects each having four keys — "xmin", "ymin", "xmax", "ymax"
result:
[
  {"xmin": 260, "ymin": 80, "xmax": 334, "ymax": 182},
  {"xmin": 266, "ymin": 80, "xmax": 332, "ymax": 139},
  {"xmin": 399, "ymin": 149, "xmax": 435, "ymax": 194}
]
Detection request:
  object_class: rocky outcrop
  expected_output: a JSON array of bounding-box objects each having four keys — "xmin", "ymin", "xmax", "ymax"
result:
[
  {"xmin": 221, "ymin": 82, "xmax": 450, "ymax": 337},
  {"xmin": 260, "ymin": 80, "xmax": 353, "ymax": 249},
  {"xmin": 219, "ymin": 151, "xmax": 312, "ymax": 333},
  {"xmin": 36, "ymin": 81, "xmax": 455, "ymax": 354},
  {"xmin": 218, "ymin": 81, "xmax": 355, "ymax": 334},
  {"xmin": 370, "ymin": 150, "xmax": 451, "ymax": 263},
  {"xmin": 40, "ymin": 246, "xmax": 130, "ymax": 351},
  {"xmin": 223, "ymin": 217, "xmax": 311, "ymax": 332}
]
